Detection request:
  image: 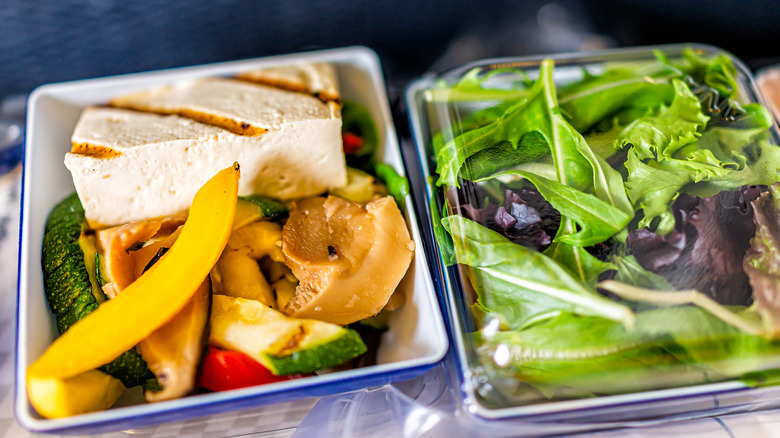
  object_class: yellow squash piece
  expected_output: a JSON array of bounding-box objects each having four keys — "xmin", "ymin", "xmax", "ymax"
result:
[
  {"xmin": 212, "ymin": 248, "xmax": 275, "ymax": 306},
  {"xmin": 211, "ymin": 221, "xmax": 285, "ymax": 307},
  {"xmin": 27, "ymin": 370, "xmax": 124, "ymax": 419},
  {"xmin": 28, "ymin": 163, "xmax": 239, "ymax": 380}
]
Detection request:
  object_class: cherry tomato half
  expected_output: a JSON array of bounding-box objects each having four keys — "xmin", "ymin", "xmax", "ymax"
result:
[
  {"xmin": 198, "ymin": 346, "xmax": 306, "ymax": 392},
  {"xmin": 342, "ymin": 131, "xmax": 364, "ymax": 155}
]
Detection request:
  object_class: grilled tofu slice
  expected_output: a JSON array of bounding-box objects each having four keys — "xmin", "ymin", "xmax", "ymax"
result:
[
  {"xmin": 66, "ymin": 104, "xmax": 345, "ymax": 227},
  {"xmin": 235, "ymin": 62, "xmax": 341, "ymax": 103}
]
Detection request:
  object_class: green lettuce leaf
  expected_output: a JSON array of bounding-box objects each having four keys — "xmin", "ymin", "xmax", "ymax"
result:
[
  {"xmin": 435, "ymin": 73, "xmax": 552, "ymax": 187},
  {"xmin": 442, "ymin": 215, "xmax": 635, "ymax": 328},
  {"xmin": 460, "ymin": 132, "xmax": 551, "ymax": 182},
  {"xmin": 481, "ymin": 170, "xmax": 632, "ymax": 247},
  {"xmin": 619, "ymin": 80, "xmax": 778, "ymax": 233},
  {"xmin": 430, "ymin": 100, "xmax": 519, "ymax": 158},
  {"xmin": 624, "ymin": 149, "xmax": 690, "ymax": 232},
  {"xmin": 543, "ymin": 239, "xmax": 614, "ymax": 288},
  {"xmin": 611, "ymin": 254, "xmax": 674, "ymax": 291},
  {"xmin": 479, "ymin": 305, "xmax": 780, "ymax": 398},
  {"xmin": 427, "ymin": 177, "xmax": 456, "ymax": 267},
  {"xmin": 425, "ymin": 67, "xmax": 532, "ymax": 103},
  {"xmin": 618, "ymin": 79, "xmax": 710, "ymax": 161},
  {"xmin": 558, "ymin": 61, "xmax": 679, "ymax": 132},
  {"xmin": 659, "ymin": 47, "xmax": 739, "ymax": 99}
]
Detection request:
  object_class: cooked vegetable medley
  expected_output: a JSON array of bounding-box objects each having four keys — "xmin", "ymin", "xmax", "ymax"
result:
[{"xmin": 30, "ymin": 62, "xmax": 414, "ymax": 419}]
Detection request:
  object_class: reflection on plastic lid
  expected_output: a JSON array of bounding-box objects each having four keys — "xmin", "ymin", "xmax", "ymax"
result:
[{"xmin": 758, "ymin": 67, "xmax": 780, "ymax": 122}]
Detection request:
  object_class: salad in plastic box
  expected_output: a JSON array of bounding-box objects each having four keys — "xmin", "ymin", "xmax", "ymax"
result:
[{"xmin": 407, "ymin": 43, "xmax": 780, "ymax": 417}]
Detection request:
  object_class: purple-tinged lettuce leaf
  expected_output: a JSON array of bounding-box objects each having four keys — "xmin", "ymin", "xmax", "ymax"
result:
[
  {"xmin": 745, "ymin": 183, "xmax": 780, "ymax": 338},
  {"xmin": 459, "ymin": 186, "xmax": 559, "ymax": 252},
  {"xmin": 483, "ymin": 170, "xmax": 633, "ymax": 248},
  {"xmin": 626, "ymin": 185, "xmax": 767, "ymax": 305}
]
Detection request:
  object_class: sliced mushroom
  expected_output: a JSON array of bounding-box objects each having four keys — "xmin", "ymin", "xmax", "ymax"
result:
[
  {"xmin": 96, "ymin": 215, "xmax": 207, "ymax": 402},
  {"xmin": 281, "ymin": 195, "xmax": 414, "ymax": 325},
  {"xmin": 139, "ymin": 278, "xmax": 211, "ymax": 402},
  {"xmin": 97, "ymin": 215, "xmax": 185, "ymax": 292}
]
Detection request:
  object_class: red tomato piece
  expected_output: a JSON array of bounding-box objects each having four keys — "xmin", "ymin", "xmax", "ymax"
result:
[
  {"xmin": 198, "ymin": 346, "xmax": 305, "ymax": 392},
  {"xmin": 343, "ymin": 132, "xmax": 364, "ymax": 155}
]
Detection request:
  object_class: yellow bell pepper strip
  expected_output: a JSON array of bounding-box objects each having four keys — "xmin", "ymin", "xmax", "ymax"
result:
[
  {"xmin": 28, "ymin": 163, "xmax": 240, "ymax": 380},
  {"xmin": 27, "ymin": 370, "xmax": 125, "ymax": 419}
]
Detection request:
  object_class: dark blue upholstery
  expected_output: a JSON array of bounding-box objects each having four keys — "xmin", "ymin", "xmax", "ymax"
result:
[{"xmin": 1, "ymin": 0, "xmax": 778, "ymax": 100}]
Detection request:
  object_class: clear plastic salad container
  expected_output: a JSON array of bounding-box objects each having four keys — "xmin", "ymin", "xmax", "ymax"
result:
[{"xmin": 405, "ymin": 43, "xmax": 780, "ymax": 421}]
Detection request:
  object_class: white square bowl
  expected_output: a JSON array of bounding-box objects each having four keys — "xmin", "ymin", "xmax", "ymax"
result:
[{"xmin": 15, "ymin": 46, "xmax": 448, "ymax": 435}]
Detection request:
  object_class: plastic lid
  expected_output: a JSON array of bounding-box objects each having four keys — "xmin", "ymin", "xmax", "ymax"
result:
[{"xmin": 409, "ymin": 44, "xmax": 780, "ymax": 417}]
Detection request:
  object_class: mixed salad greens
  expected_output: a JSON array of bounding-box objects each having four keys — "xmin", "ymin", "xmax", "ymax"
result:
[{"xmin": 425, "ymin": 47, "xmax": 780, "ymax": 404}]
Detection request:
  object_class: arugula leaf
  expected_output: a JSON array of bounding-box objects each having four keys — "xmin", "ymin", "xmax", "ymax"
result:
[{"xmin": 442, "ymin": 215, "xmax": 635, "ymax": 327}]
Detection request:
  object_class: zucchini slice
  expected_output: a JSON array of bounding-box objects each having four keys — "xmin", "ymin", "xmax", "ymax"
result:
[
  {"xmin": 41, "ymin": 193, "xmax": 155, "ymax": 389},
  {"xmin": 232, "ymin": 195, "xmax": 288, "ymax": 230},
  {"xmin": 209, "ymin": 295, "xmax": 367, "ymax": 375}
]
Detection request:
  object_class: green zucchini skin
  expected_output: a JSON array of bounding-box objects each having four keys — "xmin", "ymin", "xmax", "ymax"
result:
[
  {"xmin": 237, "ymin": 195, "xmax": 288, "ymax": 219},
  {"xmin": 263, "ymin": 328, "xmax": 367, "ymax": 376},
  {"xmin": 41, "ymin": 193, "xmax": 155, "ymax": 389}
]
